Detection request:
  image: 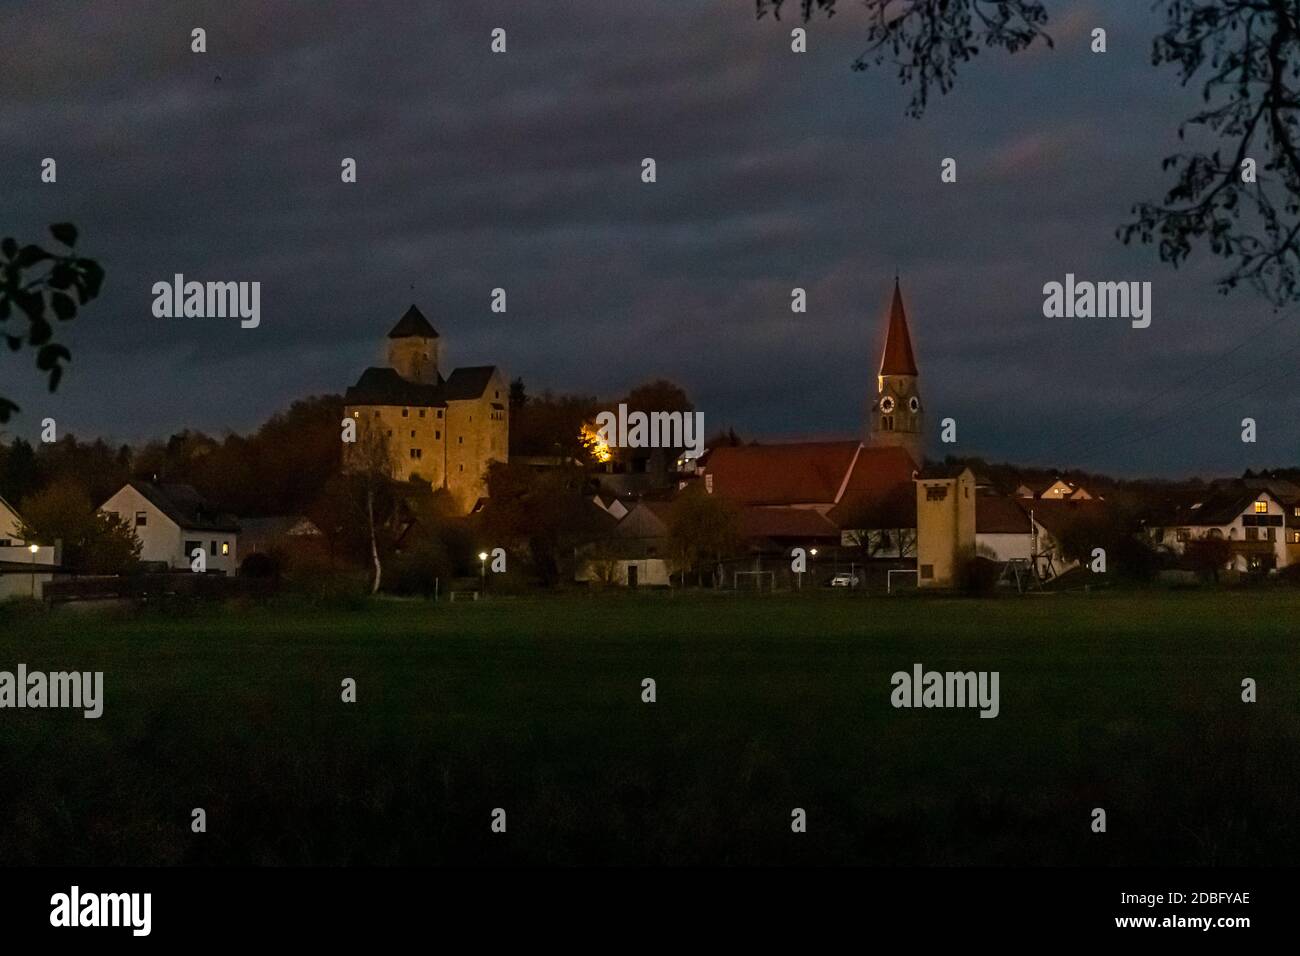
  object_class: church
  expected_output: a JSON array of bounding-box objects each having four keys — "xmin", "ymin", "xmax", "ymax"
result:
[
  {"xmin": 344, "ymin": 305, "xmax": 509, "ymax": 514},
  {"xmin": 697, "ymin": 279, "xmax": 925, "ymax": 553}
]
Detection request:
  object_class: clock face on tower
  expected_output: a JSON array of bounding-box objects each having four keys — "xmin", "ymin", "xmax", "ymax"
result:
[
  {"xmin": 908, "ymin": 396, "xmax": 920, "ymax": 413},
  {"xmin": 879, "ymin": 396, "xmax": 896, "ymax": 414}
]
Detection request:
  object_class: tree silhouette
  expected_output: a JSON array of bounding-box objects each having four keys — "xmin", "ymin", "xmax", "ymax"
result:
[
  {"xmin": 759, "ymin": 1, "xmax": 1300, "ymax": 304},
  {"xmin": 0, "ymin": 223, "xmax": 104, "ymax": 422}
]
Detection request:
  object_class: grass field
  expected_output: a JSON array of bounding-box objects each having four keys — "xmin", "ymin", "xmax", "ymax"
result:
[{"xmin": 1, "ymin": 590, "xmax": 1298, "ymax": 866}]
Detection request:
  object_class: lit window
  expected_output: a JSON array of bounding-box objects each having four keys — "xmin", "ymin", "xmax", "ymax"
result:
[
  {"xmin": 1255, "ymin": 500, "xmax": 1268, "ymax": 514},
  {"xmin": 221, "ymin": 542, "xmax": 230, "ymax": 555},
  {"xmin": 1291, "ymin": 531, "xmax": 1300, "ymax": 544}
]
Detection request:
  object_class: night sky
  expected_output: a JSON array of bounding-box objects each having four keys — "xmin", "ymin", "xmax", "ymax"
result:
[{"xmin": 2, "ymin": 1, "xmax": 1295, "ymax": 477}]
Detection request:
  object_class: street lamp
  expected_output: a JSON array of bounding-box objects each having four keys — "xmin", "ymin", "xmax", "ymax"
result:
[
  {"xmin": 478, "ymin": 551, "xmax": 488, "ymax": 589},
  {"xmin": 28, "ymin": 543, "xmax": 39, "ymax": 598}
]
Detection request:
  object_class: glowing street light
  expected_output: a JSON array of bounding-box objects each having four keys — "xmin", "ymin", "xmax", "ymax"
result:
[
  {"xmin": 28, "ymin": 543, "xmax": 39, "ymax": 598},
  {"xmin": 478, "ymin": 551, "xmax": 489, "ymax": 588}
]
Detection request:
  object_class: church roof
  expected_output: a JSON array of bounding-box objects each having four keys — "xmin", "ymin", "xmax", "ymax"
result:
[
  {"xmin": 388, "ymin": 304, "xmax": 440, "ymax": 339},
  {"xmin": 879, "ymin": 279, "xmax": 918, "ymax": 377},
  {"xmin": 700, "ymin": 441, "xmax": 917, "ymax": 522},
  {"xmin": 703, "ymin": 441, "xmax": 862, "ymax": 506}
]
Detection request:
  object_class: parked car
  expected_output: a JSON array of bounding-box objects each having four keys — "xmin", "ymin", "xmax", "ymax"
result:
[{"xmin": 829, "ymin": 572, "xmax": 860, "ymax": 588}]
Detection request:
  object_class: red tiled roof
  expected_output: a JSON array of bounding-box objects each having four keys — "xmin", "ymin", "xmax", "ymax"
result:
[
  {"xmin": 879, "ymin": 279, "xmax": 918, "ymax": 377},
  {"xmin": 1028, "ymin": 498, "xmax": 1108, "ymax": 536},
  {"xmin": 739, "ymin": 506, "xmax": 840, "ymax": 540},
  {"xmin": 702, "ymin": 441, "xmax": 862, "ymax": 506},
  {"xmin": 827, "ymin": 446, "xmax": 920, "ymax": 528},
  {"xmin": 976, "ymin": 496, "xmax": 1033, "ymax": 535}
]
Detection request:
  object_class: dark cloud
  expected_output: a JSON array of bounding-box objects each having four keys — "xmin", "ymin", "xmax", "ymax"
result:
[{"xmin": 1, "ymin": 0, "xmax": 1294, "ymax": 477}]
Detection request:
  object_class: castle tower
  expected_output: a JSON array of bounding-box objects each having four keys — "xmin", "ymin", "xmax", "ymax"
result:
[
  {"xmin": 387, "ymin": 304, "xmax": 441, "ymax": 384},
  {"xmin": 868, "ymin": 278, "xmax": 924, "ymax": 465}
]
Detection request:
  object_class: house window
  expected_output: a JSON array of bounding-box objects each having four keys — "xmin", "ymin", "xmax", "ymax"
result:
[
  {"xmin": 435, "ymin": 430, "xmax": 441, "ymax": 440},
  {"xmin": 410, "ymin": 448, "xmax": 423, "ymax": 460},
  {"xmin": 221, "ymin": 542, "xmax": 230, "ymax": 556},
  {"xmin": 1246, "ymin": 527, "xmax": 1258, "ymax": 541},
  {"xmin": 135, "ymin": 511, "xmax": 147, "ymax": 527},
  {"xmin": 882, "ymin": 415, "xmax": 894, "ymax": 431},
  {"xmin": 1291, "ymin": 531, "xmax": 1300, "ymax": 544},
  {"xmin": 210, "ymin": 540, "xmax": 218, "ymax": 555},
  {"xmin": 458, "ymin": 464, "xmax": 464, "ymax": 472},
  {"xmin": 458, "ymin": 436, "xmax": 463, "ymax": 445},
  {"xmin": 1294, "ymin": 507, "xmax": 1300, "ymax": 518},
  {"xmin": 419, "ymin": 409, "xmax": 426, "ymax": 418},
  {"xmin": 925, "ymin": 485, "xmax": 948, "ymax": 502},
  {"xmin": 402, "ymin": 408, "xmax": 409, "ymax": 418},
  {"xmin": 920, "ymin": 564, "xmax": 934, "ymax": 579},
  {"xmin": 1254, "ymin": 500, "xmax": 1268, "ymax": 514},
  {"xmin": 1267, "ymin": 528, "xmax": 1276, "ymax": 542},
  {"xmin": 410, "ymin": 430, "xmax": 416, "ymax": 438},
  {"xmin": 437, "ymin": 409, "xmax": 443, "ymax": 419},
  {"xmin": 1175, "ymin": 529, "xmax": 1190, "ymax": 542}
]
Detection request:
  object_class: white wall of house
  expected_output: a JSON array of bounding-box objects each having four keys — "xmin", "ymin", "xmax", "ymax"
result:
[
  {"xmin": 0, "ymin": 497, "xmax": 23, "ymax": 539},
  {"xmin": 100, "ymin": 485, "xmax": 238, "ymax": 573},
  {"xmin": 576, "ymin": 557, "xmax": 672, "ymax": 586},
  {"xmin": 1159, "ymin": 495, "xmax": 1290, "ymax": 571},
  {"xmin": 977, "ymin": 532, "xmax": 1032, "ymax": 562}
]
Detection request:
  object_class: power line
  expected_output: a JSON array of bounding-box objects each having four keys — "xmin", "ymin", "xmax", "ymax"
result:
[{"xmin": 1052, "ymin": 309, "xmax": 1294, "ymax": 459}]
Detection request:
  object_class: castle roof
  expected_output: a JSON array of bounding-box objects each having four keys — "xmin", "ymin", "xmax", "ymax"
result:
[
  {"xmin": 387, "ymin": 304, "xmax": 440, "ymax": 339},
  {"xmin": 879, "ymin": 279, "xmax": 918, "ymax": 377},
  {"xmin": 345, "ymin": 365, "xmax": 501, "ymax": 407}
]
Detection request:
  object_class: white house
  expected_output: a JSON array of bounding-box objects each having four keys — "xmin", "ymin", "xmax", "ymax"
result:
[
  {"xmin": 100, "ymin": 481, "xmax": 240, "ymax": 573},
  {"xmin": 973, "ymin": 495, "xmax": 1103, "ymax": 581},
  {"xmin": 1159, "ymin": 489, "xmax": 1295, "ymax": 573},
  {"xmin": 0, "ymin": 494, "xmax": 62, "ymax": 599}
]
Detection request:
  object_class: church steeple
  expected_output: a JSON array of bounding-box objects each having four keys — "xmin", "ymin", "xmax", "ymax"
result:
[
  {"xmin": 879, "ymin": 278, "xmax": 918, "ymax": 377},
  {"xmin": 868, "ymin": 278, "xmax": 924, "ymax": 465}
]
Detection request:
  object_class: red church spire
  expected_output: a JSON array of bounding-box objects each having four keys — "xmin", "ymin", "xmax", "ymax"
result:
[{"xmin": 879, "ymin": 277, "xmax": 918, "ymax": 377}]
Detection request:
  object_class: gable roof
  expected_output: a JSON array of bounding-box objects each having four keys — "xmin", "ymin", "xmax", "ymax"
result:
[
  {"xmin": 739, "ymin": 506, "xmax": 841, "ymax": 540},
  {"xmin": 122, "ymin": 481, "xmax": 241, "ymax": 533},
  {"xmin": 879, "ymin": 278, "xmax": 919, "ymax": 377},
  {"xmin": 388, "ymin": 304, "xmax": 439, "ymax": 339},
  {"xmin": 1028, "ymin": 498, "xmax": 1109, "ymax": 537},
  {"xmin": 977, "ymin": 496, "xmax": 1033, "ymax": 535},
  {"xmin": 702, "ymin": 441, "xmax": 862, "ymax": 506},
  {"xmin": 443, "ymin": 366, "xmax": 500, "ymax": 401},
  {"xmin": 345, "ymin": 366, "xmax": 447, "ymax": 407},
  {"xmin": 345, "ymin": 365, "xmax": 501, "ymax": 408},
  {"xmin": 0, "ymin": 494, "xmax": 22, "ymax": 537},
  {"xmin": 827, "ymin": 447, "xmax": 920, "ymax": 528},
  {"xmin": 1176, "ymin": 489, "xmax": 1277, "ymax": 527}
]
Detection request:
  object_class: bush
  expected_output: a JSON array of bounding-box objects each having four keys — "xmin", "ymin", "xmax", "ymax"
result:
[
  {"xmin": 962, "ymin": 556, "xmax": 1000, "ymax": 595},
  {"xmin": 386, "ymin": 539, "xmax": 453, "ymax": 596}
]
